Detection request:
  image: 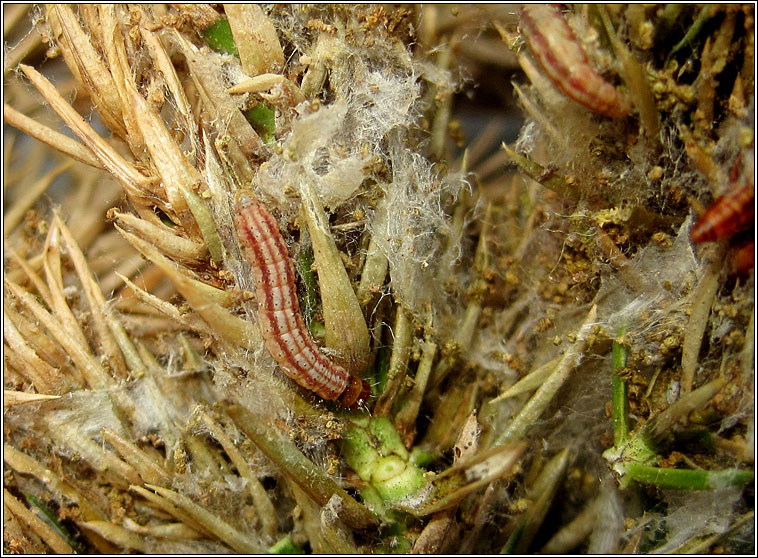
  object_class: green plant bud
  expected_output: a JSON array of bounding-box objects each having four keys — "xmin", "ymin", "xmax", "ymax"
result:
[
  {"xmin": 369, "ymin": 417, "xmax": 409, "ymax": 459},
  {"xmin": 373, "ymin": 456, "xmax": 426, "ymax": 501},
  {"xmin": 343, "ymin": 425, "xmax": 381, "ymax": 481}
]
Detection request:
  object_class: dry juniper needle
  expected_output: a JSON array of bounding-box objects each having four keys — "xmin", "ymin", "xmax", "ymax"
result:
[{"xmin": 2, "ymin": 4, "xmax": 754, "ymax": 555}]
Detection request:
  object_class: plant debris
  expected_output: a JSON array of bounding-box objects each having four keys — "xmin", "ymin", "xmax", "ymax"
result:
[{"xmin": 3, "ymin": 4, "xmax": 754, "ymax": 554}]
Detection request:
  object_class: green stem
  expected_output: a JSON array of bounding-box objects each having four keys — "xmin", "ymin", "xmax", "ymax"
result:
[
  {"xmin": 668, "ymin": 5, "xmax": 720, "ymax": 60},
  {"xmin": 294, "ymin": 241, "xmax": 321, "ymax": 337},
  {"xmin": 611, "ymin": 328, "xmax": 630, "ymax": 447},
  {"xmin": 624, "ymin": 463, "xmax": 753, "ymax": 490},
  {"xmin": 373, "ymin": 346, "xmax": 391, "ymax": 395}
]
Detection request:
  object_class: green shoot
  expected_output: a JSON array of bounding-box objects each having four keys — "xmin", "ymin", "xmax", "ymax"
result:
[
  {"xmin": 611, "ymin": 327, "xmax": 630, "ymax": 446},
  {"xmin": 295, "ymin": 242, "xmax": 322, "ymax": 337},
  {"xmin": 624, "ymin": 464, "xmax": 753, "ymax": 490},
  {"xmin": 244, "ymin": 104, "xmax": 276, "ymax": 144},
  {"xmin": 202, "ymin": 17, "xmax": 239, "ymax": 56},
  {"xmin": 268, "ymin": 535, "xmax": 303, "ymax": 554},
  {"xmin": 24, "ymin": 493, "xmax": 85, "ymax": 554}
]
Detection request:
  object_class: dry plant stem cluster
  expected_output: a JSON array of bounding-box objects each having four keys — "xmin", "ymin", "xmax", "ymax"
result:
[{"xmin": 2, "ymin": 4, "xmax": 754, "ymax": 555}]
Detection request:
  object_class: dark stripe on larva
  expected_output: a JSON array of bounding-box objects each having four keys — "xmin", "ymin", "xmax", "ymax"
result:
[{"xmin": 234, "ymin": 190, "xmax": 370, "ymax": 407}]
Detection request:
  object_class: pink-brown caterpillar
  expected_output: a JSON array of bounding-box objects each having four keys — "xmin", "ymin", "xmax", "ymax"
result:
[
  {"xmin": 690, "ymin": 182, "xmax": 754, "ymax": 244},
  {"xmin": 234, "ymin": 190, "xmax": 370, "ymax": 408},
  {"xmin": 690, "ymin": 156, "xmax": 754, "ymax": 275},
  {"xmin": 520, "ymin": 4, "xmax": 632, "ymax": 119}
]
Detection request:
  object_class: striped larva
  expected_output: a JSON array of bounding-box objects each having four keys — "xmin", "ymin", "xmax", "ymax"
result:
[
  {"xmin": 234, "ymin": 190, "xmax": 371, "ymax": 408},
  {"xmin": 520, "ymin": 4, "xmax": 632, "ymax": 119},
  {"xmin": 691, "ymin": 154, "xmax": 755, "ymax": 274},
  {"xmin": 690, "ymin": 181, "xmax": 754, "ymax": 244}
]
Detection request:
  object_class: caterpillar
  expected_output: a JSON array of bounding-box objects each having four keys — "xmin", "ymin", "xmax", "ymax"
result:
[
  {"xmin": 520, "ymin": 4, "xmax": 632, "ymax": 119},
  {"xmin": 234, "ymin": 190, "xmax": 371, "ymax": 408},
  {"xmin": 691, "ymin": 153, "xmax": 754, "ymax": 275},
  {"xmin": 731, "ymin": 240, "xmax": 755, "ymax": 276},
  {"xmin": 690, "ymin": 181, "xmax": 754, "ymax": 244}
]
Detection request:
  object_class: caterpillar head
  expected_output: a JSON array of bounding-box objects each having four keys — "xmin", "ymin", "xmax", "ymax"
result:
[{"xmin": 338, "ymin": 376, "xmax": 371, "ymax": 408}]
